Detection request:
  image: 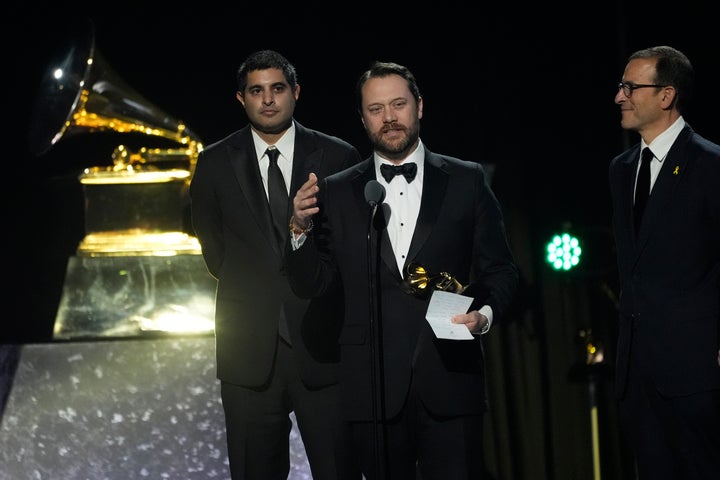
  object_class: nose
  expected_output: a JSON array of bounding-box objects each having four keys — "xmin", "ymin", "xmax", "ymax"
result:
[{"xmin": 614, "ymin": 87, "xmax": 626, "ymax": 105}]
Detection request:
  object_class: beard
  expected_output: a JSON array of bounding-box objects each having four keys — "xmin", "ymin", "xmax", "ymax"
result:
[
  {"xmin": 250, "ymin": 116, "xmax": 294, "ymax": 136},
  {"xmin": 368, "ymin": 121, "xmax": 420, "ymax": 161}
]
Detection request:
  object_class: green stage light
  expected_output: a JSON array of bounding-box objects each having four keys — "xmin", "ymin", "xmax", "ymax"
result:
[{"xmin": 546, "ymin": 232, "xmax": 582, "ymax": 271}]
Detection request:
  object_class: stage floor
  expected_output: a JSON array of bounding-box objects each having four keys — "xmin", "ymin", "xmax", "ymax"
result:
[{"xmin": 0, "ymin": 337, "xmax": 311, "ymax": 480}]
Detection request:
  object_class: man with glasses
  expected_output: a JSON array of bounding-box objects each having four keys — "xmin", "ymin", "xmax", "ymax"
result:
[{"xmin": 609, "ymin": 45, "xmax": 720, "ymax": 480}]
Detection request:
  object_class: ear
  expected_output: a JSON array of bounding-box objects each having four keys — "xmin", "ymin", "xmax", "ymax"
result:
[
  {"xmin": 236, "ymin": 91, "xmax": 245, "ymax": 107},
  {"xmin": 417, "ymin": 96, "xmax": 424, "ymax": 120},
  {"xmin": 293, "ymin": 84, "xmax": 301, "ymax": 101},
  {"xmin": 660, "ymin": 86, "xmax": 676, "ymax": 109}
]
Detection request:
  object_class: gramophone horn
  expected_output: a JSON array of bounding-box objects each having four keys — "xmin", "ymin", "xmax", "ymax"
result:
[
  {"xmin": 28, "ymin": 21, "xmax": 202, "ymax": 158},
  {"xmin": 402, "ymin": 262, "xmax": 465, "ymax": 298}
]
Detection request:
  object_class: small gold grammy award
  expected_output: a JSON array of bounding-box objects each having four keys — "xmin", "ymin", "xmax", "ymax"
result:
[{"xmin": 402, "ymin": 262, "xmax": 465, "ymax": 299}]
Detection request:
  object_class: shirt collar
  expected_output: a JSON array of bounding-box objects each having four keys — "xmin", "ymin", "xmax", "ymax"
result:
[
  {"xmin": 642, "ymin": 116, "xmax": 685, "ymax": 163},
  {"xmin": 252, "ymin": 121, "xmax": 296, "ymax": 162},
  {"xmin": 374, "ymin": 139, "xmax": 425, "ymax": 176}
]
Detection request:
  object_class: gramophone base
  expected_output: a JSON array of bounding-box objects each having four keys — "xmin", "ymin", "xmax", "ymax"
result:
[{"xmin": 53, "ymin": 254, "xmax": 216, "ymax": 340}]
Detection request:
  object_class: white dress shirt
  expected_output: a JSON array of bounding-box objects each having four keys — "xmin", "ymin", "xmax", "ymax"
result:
[
  {"xmin": 375, "ymin": 141, "xmax": 425, "ymax": 274},
  {"xmin": 252, "ymin": 123, "xmax": 296, "ymax": 200}
]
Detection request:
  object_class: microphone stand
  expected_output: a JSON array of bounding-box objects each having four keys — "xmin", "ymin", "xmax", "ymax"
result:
[{"xmin": 365, "ymin": 182, "xmax": 387, "ymax": 480}]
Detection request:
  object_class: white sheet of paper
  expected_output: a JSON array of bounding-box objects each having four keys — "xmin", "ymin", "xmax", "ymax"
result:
[{"xmin": 425, "ymin": 290, "xmax": 475, "ymax": 340}]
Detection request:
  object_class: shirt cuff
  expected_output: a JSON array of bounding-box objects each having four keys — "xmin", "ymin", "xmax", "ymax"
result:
[
  {"xmin": 290, "ymin": 232, "xmax": 307, "ymax": 250},
  {"xmin": 478, "ymin": 305, "xmax": 493, "ymax": 335}
]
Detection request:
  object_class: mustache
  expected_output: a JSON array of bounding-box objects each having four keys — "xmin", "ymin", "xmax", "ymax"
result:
[{"xmin": 381, "ymin": 122, "xmax": 405, "ymax": 134}]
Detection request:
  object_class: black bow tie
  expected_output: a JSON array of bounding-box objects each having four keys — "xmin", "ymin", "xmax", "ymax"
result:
[{"xmin": 380, "ymin": 163, "xmax": 417, "ymax": 183}]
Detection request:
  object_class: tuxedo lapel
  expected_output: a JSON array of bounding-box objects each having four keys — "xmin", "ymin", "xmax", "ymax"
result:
[
  {"xmin": 405, "ymin": 153, "xmax": 447, "ymax": 268},
  {"xmin": 621, "ymin": 147, "xmax": 642, "ymax": 242},
  {"xmin": 291, "ymin": 123, "xmax": 323, "ymax": 214},
  {"xmin": 378, "ymin": 205, "xmax": 398, "ymax": 278},
  {"xmin": 227, "ymin": 129, "xmax": 282, "ymax": 255},
  {"xmin": 348, "ymin": 161, "xmax": 401, "ymax": 279}
]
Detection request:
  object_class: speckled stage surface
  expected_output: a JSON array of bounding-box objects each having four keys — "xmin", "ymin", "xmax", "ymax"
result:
[{"xmin": 0, "ymin": 337, "xmax": 311, "ymax": 480}]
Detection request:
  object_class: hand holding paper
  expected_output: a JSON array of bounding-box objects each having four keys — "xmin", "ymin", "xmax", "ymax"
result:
[{"xmin": 425, "ymin": 290, "xmax": 475, "ymax": 340}]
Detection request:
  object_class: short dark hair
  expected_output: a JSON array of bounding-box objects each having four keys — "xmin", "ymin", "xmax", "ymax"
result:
[
  {"xmin": 236, "ymin": 50, "xmax": 298, "ymax": 93},
  {"xmin": 629, "ymin": 45, "xmax": 694, "ymax": 114},
  {"xmin": 355, "ymin": 61, "xmax": 421, "ymax": 112}
]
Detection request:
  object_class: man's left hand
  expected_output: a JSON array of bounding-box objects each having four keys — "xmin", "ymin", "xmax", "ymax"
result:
[{"xmin": 451, "ymin": 311, "xmax": 488, "ymax": 334}]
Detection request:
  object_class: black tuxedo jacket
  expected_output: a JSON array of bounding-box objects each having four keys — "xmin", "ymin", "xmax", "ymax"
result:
[
  {"xmin": 189, "ymin": 120, "xmax": 361, "ymax": 388},
  {"xmin": 287, "ymin": 148, "xmax": 518, "ymax": 421},
  {"xmin": 609, "ymin": 125, "xmax": 720, "ymax": 398}
]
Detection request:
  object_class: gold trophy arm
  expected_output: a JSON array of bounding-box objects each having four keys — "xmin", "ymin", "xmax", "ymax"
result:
[{"xmin": 402, "ymin": 262, "xmax": 466, "ymax": 298}]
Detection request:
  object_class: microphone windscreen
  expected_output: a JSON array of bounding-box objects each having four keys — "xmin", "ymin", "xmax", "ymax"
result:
[{"xmin": 364, "ymin": 180, "xmax": 386, "ymax": 206}]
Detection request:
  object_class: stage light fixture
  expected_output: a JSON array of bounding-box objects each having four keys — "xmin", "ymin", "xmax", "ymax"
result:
[{"xmin": 546, "ymin": 232, "xmax": 582, "ymax": 271}]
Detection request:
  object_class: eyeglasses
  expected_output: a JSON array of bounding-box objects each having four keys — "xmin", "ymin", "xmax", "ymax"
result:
[{"xmin": 617, "ymin": 82, "xmax": 665, "ymax": 98}]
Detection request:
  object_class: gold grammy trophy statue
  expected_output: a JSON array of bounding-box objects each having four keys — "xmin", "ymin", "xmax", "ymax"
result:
[
  {"xmin": 29, "ymin": 22, "xmax": 204, "ymax": 256},
  {"xmin": 402, "ymin": 262, "xmax": 465, "ymax": 298},
  {"xmin": 29, "ymin": 23, "xmax": 216, "ymax": 339}
]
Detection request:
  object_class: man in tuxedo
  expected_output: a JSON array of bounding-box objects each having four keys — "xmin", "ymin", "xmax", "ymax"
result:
[
  {"xmin": 189, "ymin": 50, "xmax": 362, "ymax": 480},
  {"xmin": 609, "ymin": 45, "xmax": 720, "ymax": 479},
  {"xmin": 287, "ymin": 61, "xmax": 518, "ymax": 479}
]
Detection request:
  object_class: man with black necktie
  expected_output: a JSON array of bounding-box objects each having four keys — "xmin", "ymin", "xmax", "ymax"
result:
[
  {"xmin": 189, "ymin": 50, "xmax": 362, "ymax": 480},
  {"xmin": 287, "ymin": 61, "xmax": 518, "ymax": 479},
  {"xmin": 633, "ymin": 146, "xmax": 653, "ymax": 233},
  {"xmin": 610, "ymin": 45, "xmax": 720, "ymax": 480}
]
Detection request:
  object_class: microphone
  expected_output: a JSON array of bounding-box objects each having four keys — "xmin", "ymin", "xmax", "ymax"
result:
[{"xmin": 364, "ymin": 180, "xmax": 386, "ymax": 207}]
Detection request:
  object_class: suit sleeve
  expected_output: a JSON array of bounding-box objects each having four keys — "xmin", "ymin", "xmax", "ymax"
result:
[
  {"xmin": 465, "ymin": 163, "xmax": 519, "ymax": 322},
  {"xmin": 286, "ymin": 175, "xmax": 342, "ymax": 299},
  {"xmin": 189, "ymin": 151, "xmax": 224, "ymax": 279}
]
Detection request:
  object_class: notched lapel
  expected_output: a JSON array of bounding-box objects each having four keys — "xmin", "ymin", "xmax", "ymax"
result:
[{"xmin": 636, "ymin": 131, "xmax": 692, "ymax": 246}]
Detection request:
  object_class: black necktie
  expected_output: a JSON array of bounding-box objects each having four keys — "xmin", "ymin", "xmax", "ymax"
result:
[
  {"xmin": 634, "ymin": 147, "xmax": 653, "ymax": 233},
  {"xmin": 380, "ymin": 162, "xmax": 417, "ymax": 183},
  {"xmin": 266, "ymin": 147, "xmax": 288, "ymax": 246},
  {"xmin": 265, "ymin": 147, "xmax": 291, "ymax": 344}
]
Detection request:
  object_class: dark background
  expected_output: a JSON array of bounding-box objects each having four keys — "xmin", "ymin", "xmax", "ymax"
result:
[
  {"xmin": 9, "ymin": 8, "xmax": 718, "ymax": 342},
  {"xmin": 5, "ymin": 6, "xmax": 719, "ymax": 480}
]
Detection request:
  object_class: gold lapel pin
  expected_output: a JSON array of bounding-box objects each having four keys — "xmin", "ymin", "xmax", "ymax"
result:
[{"xmin": 673, "ymin": 166, "xmax": 680, "ymax": 175}]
